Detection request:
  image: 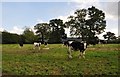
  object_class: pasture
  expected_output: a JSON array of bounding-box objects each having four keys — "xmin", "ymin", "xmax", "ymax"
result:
[{"xmin": 1, "ymin": 44, "xmax": 120, "ymax": 75}]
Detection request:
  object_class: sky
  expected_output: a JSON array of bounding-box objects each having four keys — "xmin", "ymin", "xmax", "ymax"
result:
[{"xmin": 0, "ymin": 0, "xmax": 120, "ymax": 39}]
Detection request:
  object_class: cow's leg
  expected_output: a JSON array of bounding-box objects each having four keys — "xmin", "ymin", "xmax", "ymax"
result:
[
  {"xmin": 62, "ymin": 43, "xmax": 64, "ymax": 48},
  {"xmin": 33, "ymin": 45, "xmax": 35, "ymax": 50},
  {"xmin": 81, "ymin": 50, "xmax": 85, "ymax": 59},
  {"xmin": 38, "ymin": 45, "xmax": 41, "ymax": 50},
  {"xmin": 79, "ymin": 50, "xmax": 85, "ymax": 59},
  {"xmin": 68, "ymin": 47, "xmax": 72, "ymax": 59},
  {"xmin": 38, "ymin": 46, "xmax": 40, "ymax": 50},
  {"xmin": 78, "ymin": 51, "xmax": 82, "ymax": 59}
]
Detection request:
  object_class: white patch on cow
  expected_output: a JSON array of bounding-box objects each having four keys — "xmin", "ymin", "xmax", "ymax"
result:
[
  {"xmin": 84, "ymin": 42, "xmax": 87, "ymax": 49},
  {"xmin": 68, "ymin": 41, "xmax": 73, "ymax": 44}
]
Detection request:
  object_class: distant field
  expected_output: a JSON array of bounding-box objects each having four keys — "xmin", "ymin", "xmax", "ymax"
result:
[{"xmin": 1, "ymin": 44, "xmax": 120, "ymax": 75}]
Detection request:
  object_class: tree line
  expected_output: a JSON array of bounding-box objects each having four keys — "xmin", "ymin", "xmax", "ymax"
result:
[{"xmin": 1, "ymin": 6, "xmax": 120, "ymax": 44}]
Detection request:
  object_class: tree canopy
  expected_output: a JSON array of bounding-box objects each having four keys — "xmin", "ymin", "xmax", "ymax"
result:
[
  {"xmin": 34, "ymin": 23, "xmax": 51, "ymax": 43},
  {"xmin": 22, "ymin": 28, "xmax": 38, "ymax": 44},
  {"xmin": 48, "ymin": 19, "xmax": 66, "ymax": 43},
  {"xmin": 2, "ymin": 31, "xmax": 19, "ymax": 44},
  {"xmin": 103, "ymin": 32, "xmax": 116, "ymax": 41},
  {"xmin": 2, "ymin": 6, "xmax": 120, "ymax": 44},
  {"xmin": 65, "ymin": 6, "xmax": 106, "ymax": 44}
]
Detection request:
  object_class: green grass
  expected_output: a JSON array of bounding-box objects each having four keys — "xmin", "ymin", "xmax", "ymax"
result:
[{"xmin": 1, "ymin": 44, "xmax": 120, "ymax": 75}]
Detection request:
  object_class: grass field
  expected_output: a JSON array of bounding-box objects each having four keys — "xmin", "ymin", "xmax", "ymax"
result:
[{"xmin": 1, "ymin": 44, "xmax": 120, "ymax": 75}]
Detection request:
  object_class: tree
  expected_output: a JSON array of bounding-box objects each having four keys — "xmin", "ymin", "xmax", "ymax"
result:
[
  {"xmin": 34, "ymin": 23, "xmax": 50, "ymax": 44},
  {"xmin": 86, "ymin": 6, "xmax": 106, "ymax": 34},
  {"xmin": 117, "ymin": 36, "xmax": 120, "ymax": 43},
  {"xmin": 103, "ymin": 31, "xmax": 116, "ymax": 42},
  {"xmin": 65, "ymin": 6, "xmax": 106, "ymax": 44},
  {"xmin": 65, "ymin": 9, "xmax": 87, "ymax": 38},
  {"xmin": 49, "ymin": 19, "xmax": 66, "ymax": 43},
  {"xmin": 2, "ymin": 31, "xmax": 19, "ymax": 44},
  {"xmin": 22, "ymin": 28, "xmax": 37, "ymax": 44}
]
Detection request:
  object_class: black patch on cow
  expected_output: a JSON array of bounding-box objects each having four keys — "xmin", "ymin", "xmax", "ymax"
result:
[
  {"xmin": 63, "ymin": 41, "xmax": 70, "ymax": 46},
  {"xmin": 70, "ymin": 41, "xmax": 84, "ymax": 51}
]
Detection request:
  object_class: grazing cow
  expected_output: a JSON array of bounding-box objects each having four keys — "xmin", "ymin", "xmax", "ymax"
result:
[
  {"xmin": 33, "ymin": 42, "xmax": 41, "ymax": 50},
  {"xmin": 44, "ymin": 41, "xmax": 48, "ymax": 47},
  {"xmin": 65, "ymin": 41, "xmax": 87, "ymax": 59},
  {"xmin": 19, "ymin": 42, "xmax": 23, "ymax": 48},
  {"xmin": 18, "ymin": 39, "xmax": 23, "ymax": 48}
]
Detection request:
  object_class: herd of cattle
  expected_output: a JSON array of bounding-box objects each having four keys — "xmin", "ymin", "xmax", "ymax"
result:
[{"xmin": 19, "ymin": 41, "xmax": 87, "ymax": 59}]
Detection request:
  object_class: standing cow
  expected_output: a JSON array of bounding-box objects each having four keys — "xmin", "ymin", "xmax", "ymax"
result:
[
  {"xmin": 18, "ymin": 35, "xmax": 24, "ymax": 48},
  {"xmin": 65, "ymin": 41, "xmax": 87, "ymax": 59},
  {"xmin": 19, "ymin": 42, "xmax": 23, "ymax": 48},
  {"xmin": 33, "ymin": 42, "xmax": 41, "ymax": 50}
]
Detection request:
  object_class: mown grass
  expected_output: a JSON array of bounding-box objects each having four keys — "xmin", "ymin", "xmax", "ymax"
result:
[{"xmin": 1, "ymin": 44, "xmax": 120, "ymax": 75}]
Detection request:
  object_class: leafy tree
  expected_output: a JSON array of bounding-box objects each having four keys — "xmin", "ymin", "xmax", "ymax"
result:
[
  {"xmin": 22, "ymin": 28, "xmax": 37, "ymax": 44},
  {"xmin": 117, "ymin": 36, "xmax": 120, "ymax": 43},
  {"xmin": 49, "ymin": 19, "xmax": 66, "ymax": 43},
  {"xmin": 65, "ymin": 9, "xmax": 87, "ymax": 38},
  {"xmin": 34, "ymin": 23, "xmax": 50, "ymax": 44},
  {"xmin": 2, "ymin": 31, "xmax": 19, "ymax": 44},
  {"xmin": 86, "ymin": 6, "xmax": 106, "ymax": 34},
  {"xmin": 65, "ymin": 6, "xmax": 106, "ymax": 44},
  {"xmin": 103, "ymin": 31, "xmax": 116, "ymax": 42}
]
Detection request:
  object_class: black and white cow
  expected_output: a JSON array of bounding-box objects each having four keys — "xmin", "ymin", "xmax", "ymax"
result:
[
  {"xmin": 33, "ymin": 42, "xmax": 41, "ymax": 50},
  {"xmin": 19, "ymin": 42, "xmax": 23, "ymax": 48},
  {"xmin": 64, "ymin": 41, "xmax": 87, "ymax": 59},
  {"xmin": 18, "ymin": 36, "xmax": 24, "ymax": 48},
  {"xmin": 44, "ymin": 41, "xmax": 48, "ymax": 47}
]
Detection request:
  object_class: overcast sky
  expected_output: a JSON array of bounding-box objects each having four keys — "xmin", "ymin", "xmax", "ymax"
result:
[{"xmin": 0, "ymin": 0, "xmax": 119, "ymax": 39}]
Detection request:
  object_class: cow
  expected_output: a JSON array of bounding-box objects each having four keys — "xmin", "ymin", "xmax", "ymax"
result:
[
  {"xmin": 19, "ymin": 42, "xmax": 23, "ymax": 48},
  {"xmin": 44, "ymin": 41, "xmax": 48, "ymax": 47},
  {"xmin": 65, "ymin": 41, "xmax": 87, "ymax": 59},
  {"xmin": 33, "ymin": 42, "xmax": 41, "ymax": 50},
  {"xmin": 18, "ymin": 38, "xmax": 24, "ymax": 48}
]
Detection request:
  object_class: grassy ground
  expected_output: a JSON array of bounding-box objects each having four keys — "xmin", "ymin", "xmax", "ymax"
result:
[{"xmin": 1, "ymin": 44, "xmax": 120, "ymax": 75}]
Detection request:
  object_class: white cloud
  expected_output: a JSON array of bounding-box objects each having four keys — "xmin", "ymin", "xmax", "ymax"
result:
[
  {"xmin": 9, "ymin": 26, "xmax": 24, "ymax": 35},
  {"xmin": 106, "ymin": 28, "xmax": 118, "ymax": 36},
  {"xmin": 53, "ymin": 10, "xmax": 75, "ymax": 23},
  {"xmin": 105, "ymin": 13, "xmax": 118, "ymax": 21},
  {"xmin": 104, "ymin": 2, "xmax": 118, "ymax": 21},
  {"xmin": 98, "ymin": 28, "xmax": 118, "ymax": 40},
  {"xmin": 30, "ymin": 26, "xmax": 37, "ymax": 34},
  {"xmin": 0, "ymin": 27, "xmax": 4, "ymax": 32},
  {"xmin": 56, "ymin": 15, "xmax": 68, "ymax": 23},
  {"xmin": 71, "ymin": 0, "xmax": 118, "ymax": 20},
  {"xmin": 36, "ymin": 19, "xmax": 48, "ymax": 24}
]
